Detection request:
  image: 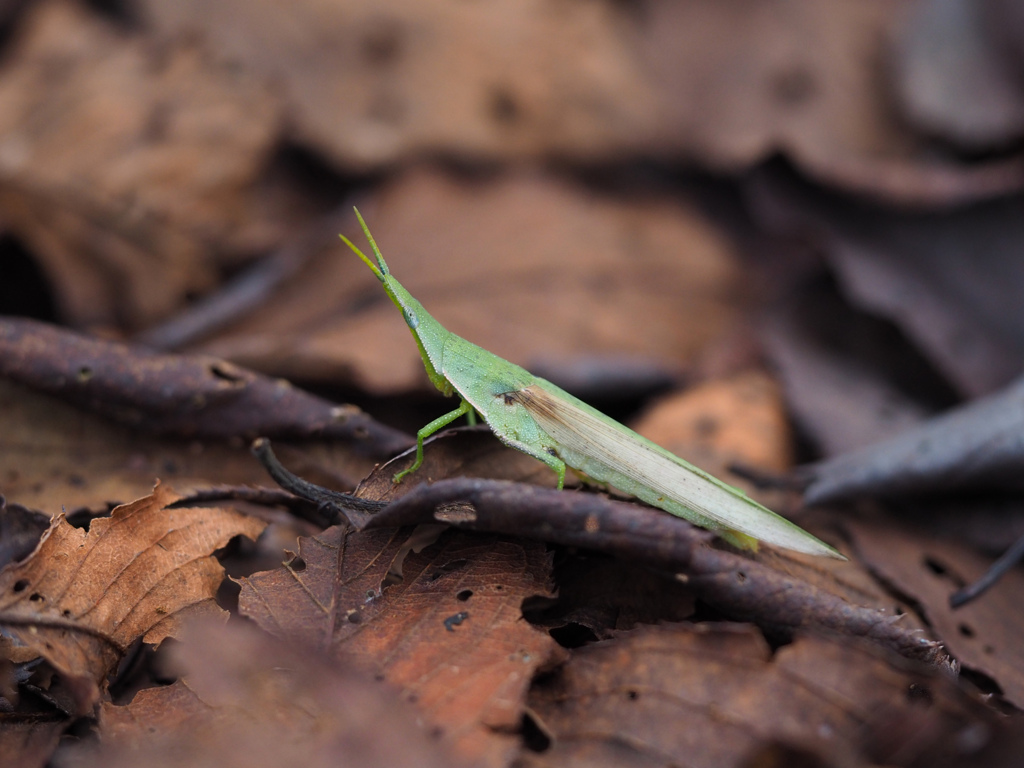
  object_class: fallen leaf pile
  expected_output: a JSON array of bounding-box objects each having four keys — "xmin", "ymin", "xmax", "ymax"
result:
[
  {"xmin": 3, "ymin": 1, "xmax": 1024, "ymax": 766},
  {"xmin": 0, "ymin": 485, "xmax": 265, "ymax": 710},
  {"xmin": 240, "ymin": 528, "xmax": 562, "ymax": 766}
]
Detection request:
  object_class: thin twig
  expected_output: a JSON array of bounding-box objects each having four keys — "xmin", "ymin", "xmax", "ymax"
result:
[
  {"xmin": 251, "ymin": 438, "xmax": 385, "ymax": 528},
  {"xmin": 949, "ymin": 531, "xmax": 1024, "ymax": 607},
  {"xmin": 137, "ymin": 203, "xmax": 362, "ymax": 350}
]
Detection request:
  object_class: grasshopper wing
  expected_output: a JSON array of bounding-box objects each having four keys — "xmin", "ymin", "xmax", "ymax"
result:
[{"xmin": 514, "ymin": 383, "xmax": 843, "ymax": 558}]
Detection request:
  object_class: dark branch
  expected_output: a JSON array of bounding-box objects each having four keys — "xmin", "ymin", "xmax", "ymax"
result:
[
  {"xmin": 251, "ymin": 438, "xmax": 385, "ymax": 528},
  {"xmin": 950, "ymin": 531, "xmax": 1024, "ymax": 608}
]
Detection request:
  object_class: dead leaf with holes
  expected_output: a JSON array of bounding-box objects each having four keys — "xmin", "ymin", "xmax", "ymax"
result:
[
  {"xmin": 345, "ymin": 416, "xmax": 935, "ymax": 663},
  {"xmin": 521, "ymin": 623, "xmax": 1001, "ymax": 768},
  {"xmin": 847, "ymin": 516, "xmax": 1024, "ymax": 709},
  {"xmin": 0, "ymin": 484, "xmax": 266, "ymax": 715},
  {"xmin": 238, "ymin": 526, "xmax": 563, "ymax": 768}
]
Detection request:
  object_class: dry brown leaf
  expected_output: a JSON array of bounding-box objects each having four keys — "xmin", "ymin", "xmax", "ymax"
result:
[
  {"xmin": 522, "ymin": 623, "xmax": 998, "ymax": 768},
  {"xmin": 238, "ymin": 526, "xmax": 563, "ymax": 768},
  {"xmin": 0, "ymin": 378, "xmax": 279, "ymax": 514},
  {"xmin": 64, "ymin": 620, "xmax": 456, "ymax": 768},
  {"xmin": 631, "ymin": 370, "xmax": 793, "ymax": 475},
  {"xmin": 0, "ymin": 0, "xmax": 285, "ymax": 329},
  {"xmin": 846, "ymin": 517, "xmax": 1024, "ymax": 709},
  {"xmin": 0, "ymin": 719, "xmax": 66, "ymax": 768},
  {"xmin": 137, "ymin": 0, "xmax": 656, "ymax": 168},
  {"xmin": 134, "ymin": 0, "xmax": 1024, "ymax": 204},
  {"xmin": 197, "ymin": 168, "xmax": 744, "ymax": 393},
  {"xmin": 0, "ymin": 484, "xmax": 266, "ymax": 714},
  {"xmin": 640, "ymin": 0, "xmax": 1024, "ymax": 205},
  {"xmin": 344, "ymin": 409, "xmax": 926, "ymax": 658}
]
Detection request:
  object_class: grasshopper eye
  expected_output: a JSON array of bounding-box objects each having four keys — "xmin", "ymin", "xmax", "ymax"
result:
[{"xmin": 403, "ymin": 309, "xmax": 419, "ymax": 329}]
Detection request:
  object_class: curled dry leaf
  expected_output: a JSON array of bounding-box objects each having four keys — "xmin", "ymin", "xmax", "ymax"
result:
[
  {"xmin": 521, "ymin": 624, "xmax": 1000, "ymax": 768},
  {"xmin": 804, "ymin": 375, "xmax": 1024, "ymax": 504},
  {"xmin": 0, "ymin": 484, "xmax": 266, "ymax": 715},
  {"xmin": 238, "ymin": 526, "xmax": 563, "ymax": 768}
]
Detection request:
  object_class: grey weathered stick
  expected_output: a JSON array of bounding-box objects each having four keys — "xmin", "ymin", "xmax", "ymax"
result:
[{"xmin": 0, "ymin": 318, "xmax": 413, "ymax": 458}]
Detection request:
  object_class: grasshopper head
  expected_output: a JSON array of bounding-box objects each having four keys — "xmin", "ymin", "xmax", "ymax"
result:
[
  {"xmin": 340, "ymin": 208, "xmax": 449, "ymax": 391},
  {"xmin": 340, "ymin": 207, "xmax": 390, "ymax": 282},
  {"xmin": 340, "ymin": 208, "xmax": 429, "ymax": 334}
]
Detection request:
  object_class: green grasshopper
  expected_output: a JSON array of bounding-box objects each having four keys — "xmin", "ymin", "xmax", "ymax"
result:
[{"xmin": 341, "ymin": 210, "xmax": 842, "ymax": 558}]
